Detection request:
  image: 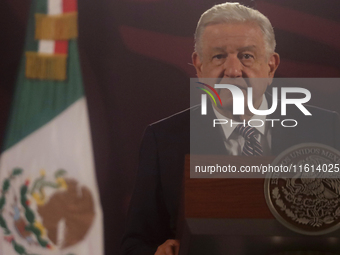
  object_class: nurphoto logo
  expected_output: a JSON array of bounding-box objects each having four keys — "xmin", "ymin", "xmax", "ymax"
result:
[{"xmin": 197, "ymin": 82, "xmax": 312, "ymax": 128}]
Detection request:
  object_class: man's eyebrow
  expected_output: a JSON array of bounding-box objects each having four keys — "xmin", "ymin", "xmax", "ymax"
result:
[
  {"xmin": 211, "ymin": 45, "xmax": 257, "ymax": 52},
  {"xmin": 211, "ymin": 47, "xmax": 226, "ymax": 52},
  {"xmin": 238, "ymin": 45, "xmax": 257, "ymax": 51}
]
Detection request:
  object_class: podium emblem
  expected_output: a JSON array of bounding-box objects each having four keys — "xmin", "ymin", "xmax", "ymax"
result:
[{"xmin": 264, "ymin": 143, "xmax": 340, "ymax": 235}]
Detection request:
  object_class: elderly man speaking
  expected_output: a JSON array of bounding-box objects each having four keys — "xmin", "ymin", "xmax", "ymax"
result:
[{"xmin": 121, "ymin": 2, "xmax": 340, "ymax": 255}]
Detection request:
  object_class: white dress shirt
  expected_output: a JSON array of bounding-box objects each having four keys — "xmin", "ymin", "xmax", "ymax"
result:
[{"xmin": 212, "ymin": 95, "xmax": 272, "ymax": 155}]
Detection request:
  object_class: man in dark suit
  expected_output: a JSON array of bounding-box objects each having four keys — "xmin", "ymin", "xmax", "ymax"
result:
[{"xmin": 121, "ymin": 2, "xmax": 340, "ymax": 255}]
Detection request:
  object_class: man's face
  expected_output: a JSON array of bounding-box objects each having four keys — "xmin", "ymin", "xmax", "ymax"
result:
[{"xmin": 192, "ymin": 22, "xmax": 280, "ymax": 120}]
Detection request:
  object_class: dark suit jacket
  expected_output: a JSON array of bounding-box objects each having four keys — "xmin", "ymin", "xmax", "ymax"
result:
[{"xmin": 121, "ymin": 103, "xmax": 340, "ymax": 255}]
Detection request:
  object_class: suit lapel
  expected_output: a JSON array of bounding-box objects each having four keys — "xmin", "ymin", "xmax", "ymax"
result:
[
  {"xmin": 190, "ymin": 103, "xmax": 228, "ymax": 155},
  {"xmin": 267, "ymin": 93, "xmax": 303, "ymax": 155}
]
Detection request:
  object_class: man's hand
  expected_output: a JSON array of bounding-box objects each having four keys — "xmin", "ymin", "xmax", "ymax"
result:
[{"xmin": 155, "ymin": 239, "xmax": 180, "ymax": 255}]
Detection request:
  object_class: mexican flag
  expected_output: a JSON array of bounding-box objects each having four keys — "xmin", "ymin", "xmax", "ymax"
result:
[{"xmin": 0, "ymin": 1, "xmax": 104, "ymax": 255}]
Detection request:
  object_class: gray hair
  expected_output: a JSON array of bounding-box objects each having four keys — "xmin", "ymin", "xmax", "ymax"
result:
[{"xmin": 194, "ymin": 2, "xmax": 276, "ymax": 57}]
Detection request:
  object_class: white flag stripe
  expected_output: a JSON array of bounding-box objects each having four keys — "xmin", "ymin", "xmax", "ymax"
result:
[
  {"xmin": 38, "ymin": 40, "xmax": 55, "ymax": 54},
  {"xmin": 0, "ymin": 98, "xmax": 103, "ymax": 255},
  {"xmin": 0, "ymin": 98, "xmax": 100, "ymax": 203},
  {"xmin": 48, "ymin": 0, "xmax": 63, "ymax": 15}
]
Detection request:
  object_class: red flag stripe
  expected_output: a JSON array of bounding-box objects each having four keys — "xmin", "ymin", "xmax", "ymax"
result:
[
  {"xmin": 63, "ymin": 0, "xmax": 77, "ymax": 13},
  {"xmin": 54, "ymin": 41, "xmax": 68, "ymax": 54}
]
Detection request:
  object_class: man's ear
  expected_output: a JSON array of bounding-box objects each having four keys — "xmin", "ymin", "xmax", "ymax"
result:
[
  {"xmin": 268, "ymin": 52, "xmax": 280, "ymax": 78},
  {"xmin": 192, "ymin": 52, "xmax": 203, "ymax": 78}
]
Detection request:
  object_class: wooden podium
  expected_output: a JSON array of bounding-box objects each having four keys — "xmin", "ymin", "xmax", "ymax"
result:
[{"xmin": 177, "ymin": 155, "xmax": 340, "ymax": 255}]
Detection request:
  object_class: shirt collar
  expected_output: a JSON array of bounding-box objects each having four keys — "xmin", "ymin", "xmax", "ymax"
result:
[{"xmin": 212, "ymin": 95, "xmax": 268, "ymax": 139}]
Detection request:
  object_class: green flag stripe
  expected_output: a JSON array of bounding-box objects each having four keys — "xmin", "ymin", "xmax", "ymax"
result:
[
  {"xmin": 3, "ymin": 40, "xmax": 84, "ymax": 152},
  {"xmin": 36, "ymin": 0, "xmax": 47, "ymax": 14},
  {"xmin": 2, "ymin": 0, "xmax": 84, "ymax": 152},
  {"xmin": 24, "ymin": 0, "xmax": 44, "ymax": 52}
]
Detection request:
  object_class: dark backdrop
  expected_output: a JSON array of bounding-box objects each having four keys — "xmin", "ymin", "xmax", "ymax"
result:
[{"xmin": 1, "ymin": 0, "xmax": 340, "ymax": 254}]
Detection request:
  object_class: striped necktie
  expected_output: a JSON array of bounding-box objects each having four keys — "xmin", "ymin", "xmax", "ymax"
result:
[{"xmin": 235, "ymin": 124, "xmax": 263, "ymax": 156}]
